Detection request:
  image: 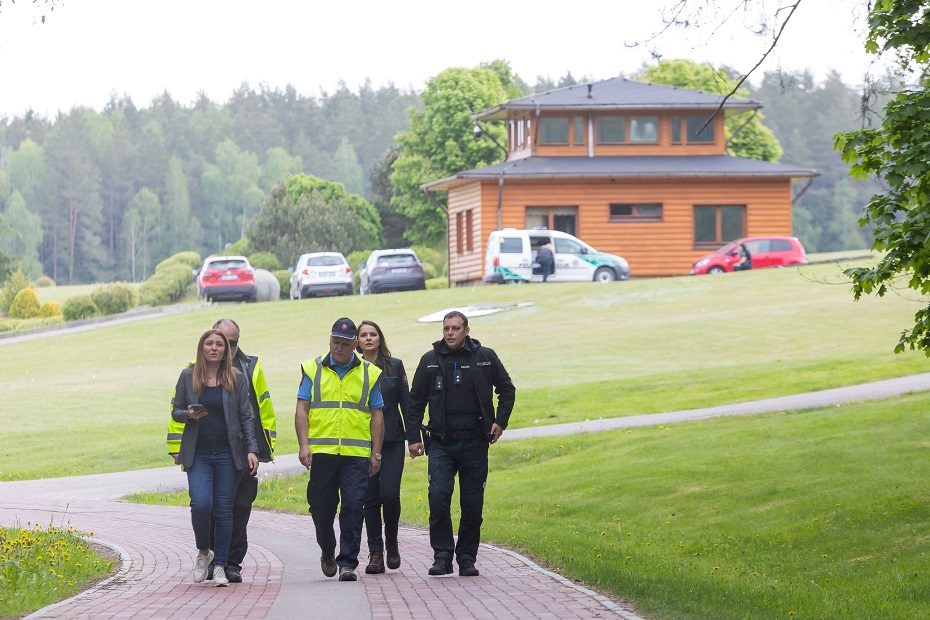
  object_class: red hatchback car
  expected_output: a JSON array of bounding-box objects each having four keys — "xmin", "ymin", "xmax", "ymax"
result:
[
  {"xmin": 689, "ymin": 236, "xmax": 808, "ymax": 275},
  {"xmin": 197, "ymin": 255, "xmax": 257, "ymax": 302}
]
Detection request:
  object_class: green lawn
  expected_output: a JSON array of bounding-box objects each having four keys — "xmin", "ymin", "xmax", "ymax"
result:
[
  {"xmin": 132, "ymin": 393, "xmax": 930, "ymax": 619},
  {"xmin": 1, "ymin": 261, "xmax": 925, "ymax": 481}
]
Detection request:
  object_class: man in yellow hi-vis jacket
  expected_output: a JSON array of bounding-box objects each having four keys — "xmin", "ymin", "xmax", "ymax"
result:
[
  {"xmin": 295, "ymin": 317, "xmax": 384, "ymax": 582},
  {"xmin": 167, "ymin": 318, "xmax": 276, "ymax": 583}
]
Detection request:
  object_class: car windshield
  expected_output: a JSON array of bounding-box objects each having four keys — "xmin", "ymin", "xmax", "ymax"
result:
[
  {"xmin": 308, "ymin": 255, "xmax": 345, "ymax": 267},
  {"xmin": 376, "ymin": 254, "xmax": 416, "ymax": 266},
  {"xmin": 208, "ymin": 259, "xmax": 247, "ymax": 270},
  {"xmin": 717, "ymin": 241, "xmax": 740, "ymax": 254}
]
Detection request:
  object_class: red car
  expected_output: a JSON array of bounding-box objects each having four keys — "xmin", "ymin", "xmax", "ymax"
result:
[
  {"xmin": 689, "ymin": 236, "xmax": 807, "ymax": 275},
  {"xmin": 197, "ymin": 255, "xmax": 257, "ymax": 302}
]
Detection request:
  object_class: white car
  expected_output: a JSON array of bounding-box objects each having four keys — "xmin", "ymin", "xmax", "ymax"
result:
[{"xmin": 289, "ymin": 252, "xmax": 353, "ymax": 299}]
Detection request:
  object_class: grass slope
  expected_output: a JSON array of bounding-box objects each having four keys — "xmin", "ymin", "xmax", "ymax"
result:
[
  {"xmin": 2, "ymin": 261, "xmax": 925, "ymax": 481},
  {"xmin": 132, "ymin": 394, "xmax": 930, "ymax": 619}
]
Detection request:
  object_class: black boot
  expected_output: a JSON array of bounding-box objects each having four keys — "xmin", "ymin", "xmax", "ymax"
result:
[
  {"xmin": 385, "ymin": 541, "xmax": 401, "ymax": 570},
  {"xmin": 365, "ymin": 552, "xmax": 385, "ymax": 574},
  {"xmin": 428, "ymin": 558, "xmax": 453, "ymax": 576}
]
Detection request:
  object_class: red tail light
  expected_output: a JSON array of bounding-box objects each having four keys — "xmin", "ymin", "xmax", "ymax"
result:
[
  {"xmin": 345, "ymin": 266, "xmax": 352, "ymax": 273},
  {"xmin": 493, "ymin": 257, "xmax": 500, "ymax": 267}
]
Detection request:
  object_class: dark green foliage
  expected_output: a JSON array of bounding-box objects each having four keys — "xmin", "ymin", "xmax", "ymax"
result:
[
  {"xmin": 138, "ymin": 262, "xmax": 194, "ymax": 307},
  {"xmin": 90, "ymin": 283, "xmax": 138, "ymax": 315},
  {"xmin": 247, "ymin": 175, "xmax": 381, "ymax": 266},
  {"xmin": 61, "ymin": 295, "xmax": 98, "ymax": 321}
]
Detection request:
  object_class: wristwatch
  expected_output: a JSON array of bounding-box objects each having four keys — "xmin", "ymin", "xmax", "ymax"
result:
[{"xmin": 373, "ymin": 452, "xmax": 382, "ymax": 461}]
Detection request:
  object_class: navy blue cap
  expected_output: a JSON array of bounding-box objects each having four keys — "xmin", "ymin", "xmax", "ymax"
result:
[{"xmin": 331, "ymin": 317, "xmax": 357, "ymax": 340}]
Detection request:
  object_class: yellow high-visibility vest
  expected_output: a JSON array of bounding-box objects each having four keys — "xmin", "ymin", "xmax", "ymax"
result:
[{"xmin": 301, "ymin": 355, "xmax": 381, "ymax": 458}]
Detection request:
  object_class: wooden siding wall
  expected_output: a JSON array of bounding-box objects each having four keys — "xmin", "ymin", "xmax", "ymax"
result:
[
  {"xmin": 448, "ymin": 183, "xmax": 484, "ymax": 283},
  {"xmin": 451, "ymin": 177, "xmax": 794, "ymax": 281}
]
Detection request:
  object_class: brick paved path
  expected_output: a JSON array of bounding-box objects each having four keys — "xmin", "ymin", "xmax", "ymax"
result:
[{"xmin": 0, "ymin": 475, "xmax": 640, "ymax": 619}]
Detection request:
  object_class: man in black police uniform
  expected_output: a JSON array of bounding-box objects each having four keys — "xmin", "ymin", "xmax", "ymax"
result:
[{"xmin": 407, "ymin": 310, "xmax": 516, "ymax": 577}]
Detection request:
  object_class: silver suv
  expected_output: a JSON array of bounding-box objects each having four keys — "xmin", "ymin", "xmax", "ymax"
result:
[{"xmin": 359, "ymin": 249, "xmax": 426, "ymax": 295}]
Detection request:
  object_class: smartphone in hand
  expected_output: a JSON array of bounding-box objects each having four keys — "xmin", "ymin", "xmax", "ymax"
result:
[{"xmin": 189, "ymin": 404, "xmax": 207, "ymax": 417}]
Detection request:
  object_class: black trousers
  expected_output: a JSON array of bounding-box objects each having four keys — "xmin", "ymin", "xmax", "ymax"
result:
[
  {"xmin": 306, "ymin": 453, "xmax": 369, "ymax": 570},
  {"xmin": 210, "ymin": 468, "xmax": 258, "ymax": 570},
  {"xmin": 363, "ymin": 440, "xmax": 406, "ymax": 552},
  {"xmin": 427, "ymin": 438, "xmax": 488, "ymax": 564}
]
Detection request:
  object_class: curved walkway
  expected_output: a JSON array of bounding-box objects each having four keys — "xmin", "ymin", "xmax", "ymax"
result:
[{"xmin": 5, "ymin": 372, "xmax": 930, "ymax": 619}]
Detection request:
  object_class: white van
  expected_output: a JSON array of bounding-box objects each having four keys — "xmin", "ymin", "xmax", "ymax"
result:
[{"xmin": 484, "ymin": 228, "xmax": 630, "ymax": 284}]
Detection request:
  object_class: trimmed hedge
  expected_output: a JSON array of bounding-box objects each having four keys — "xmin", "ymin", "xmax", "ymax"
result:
[
  {"xmin": 38, "ymin": 301, "xmax": 63, "ymax": 318},
  {"xmin": 33, "ymin": 275, "xmax": 56, "ymax": 287},
  {"xmin": 0, "ymin": 316, "xmax": 64, "ymax": 332},
  {"xmin": 156, "ymin": 251, "xmax": 201, "ymax": 272},
  {"xmin": 139, "ymin": 262, "xmax": 194, "ymax": 306},
  {"xmin": 272, "ymin": 269, "xmax": 290, "ymax": 299},
  {"xmin": 62, "ymin": 295, "xmax": 99, "ymax": 321},
  {"xmin": 249, "ymin": 252, "xmax": 281, "ymax": 271},
  {"xmin": 426, "ymin": 276, "xmax": 449, "ymax": 290},
  {"xmin": 9, "ymin": 288, "xmax": 41, "ymax": 319},
  {"xmin": 91, "ymin": 282, "xmax": 138, "ymax": 315}
]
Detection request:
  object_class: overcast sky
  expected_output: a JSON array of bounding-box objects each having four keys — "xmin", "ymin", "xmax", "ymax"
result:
[{"xmin": 0, "ymin": 0, "xmax": 882, "ymax": 119}]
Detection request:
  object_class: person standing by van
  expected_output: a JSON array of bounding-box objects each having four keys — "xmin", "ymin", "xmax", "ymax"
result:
[{"xmin": 536, "ymin": 243, "xmax": 555, "ymax": 282}]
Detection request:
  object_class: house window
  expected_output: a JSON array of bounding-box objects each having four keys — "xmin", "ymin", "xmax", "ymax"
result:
[
  {"xmin": 610, "ymin": 203, "xmax": 663, "ymax": 222},
  {"xmin": 671, "ymin": 117, "xmax": 682, "ymax": 144},
  {"xmin": 455, "ymin": 212, "xmax": 464, "ymax": 254},
  {"xmin": 517, "ymin": 119, "xmax": 525, "ymax": 147},
  {"xmin": 630, "ymin": 116, "xmax": 658, "ymax": 142},
  {"xmin": 526, "ymin": 206, "xmax": 578, "ymax": 236},
  {"xmin": 540, "ymin": 117, "xmax": 569, "ymax": 144},
  {"xmin": 694, "ymin": 205, "xmax": 745, "ymax": 246},
  {"xmin": 573, "ymin": 116, "xmax": 585, "ymax": 145},
  {"xmin": 597, "ymin": 116, "xmax": 626, "ymax": 143},
  {"xmin": 509, "ymin": 121, "xmax": 514, "ymax": 150},
  {"xmin": 465, "ymin": 209, "xmax": 474, "ymax": 252},
  {"xmin": 686, "ymin": 115, "xmax": 715, "ymax": 143}
]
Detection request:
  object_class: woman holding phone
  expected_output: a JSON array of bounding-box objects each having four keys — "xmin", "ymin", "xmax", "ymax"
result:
[
  {"xmin": 171, "ymin": 328, "xmax": 259, "ymax": 587},
  {"xmin": 357, "ymin": 320, "xmax": 416, "ymax": 573}
]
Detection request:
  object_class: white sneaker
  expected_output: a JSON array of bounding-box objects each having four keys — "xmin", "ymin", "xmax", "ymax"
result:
[
  {"xmin": 213, "ymin": 565, "xmax": 229, "ymax": 587},
  {"xmin": 193, "ymin": 549, "xmax": 214, "ymax": 583}
]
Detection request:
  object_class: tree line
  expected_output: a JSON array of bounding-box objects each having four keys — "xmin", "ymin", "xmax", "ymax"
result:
[{"xmin": 0, "ymin": 63, "xmax": 887, "ymax": 284}]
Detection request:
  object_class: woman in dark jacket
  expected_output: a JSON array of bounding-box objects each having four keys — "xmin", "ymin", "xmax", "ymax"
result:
[
  {"xmin": 172, "ymin": 328, "xmax": 259, "ymax": 587},
  {"xmin": 357, "ymin": 320, "xmax": 417, "ymax": 573}
]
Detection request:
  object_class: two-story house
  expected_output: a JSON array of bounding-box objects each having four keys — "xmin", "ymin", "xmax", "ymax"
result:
[{"xmin": 424, "ymin": 77, "xmax": 817, "ymax": 281}]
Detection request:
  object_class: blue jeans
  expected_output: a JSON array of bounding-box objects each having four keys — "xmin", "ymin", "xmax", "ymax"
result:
[{"xmin": 187, "ymin": 447, "xmax": 239, "ymax": 566}]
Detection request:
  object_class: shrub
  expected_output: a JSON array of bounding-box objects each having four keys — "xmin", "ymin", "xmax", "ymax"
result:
[
  {"xmin": 139, "ymin": 263, "xmax": 194, "ymax": 306},
  {"xmin": 38, "ymin": 301, "xmax": 62, "ymax": 318},
  {"xmin": 422, "ymin": 262, "xmax": 438, "ymax": 279},
  {"xmin": 0, "ymin": 321, "xmax": 12, "ymax": 333},
  {"xmin": 272, "ymin": 269, "xmax": 291, "ymax": 299},
  {"xmin": 62, "ymin": 295, "xmax": 99, "ymax": 321},
  {"xmin": 249, "ymin": 252, "xmax": 281, "ymax": 271},
  {"xmin": 228, "ymin": 238, "xmax": 250, "ymax": 256},
  {"xmin": 9, "ymin": 287, "xmax": 41, "ymax": 319},
  {"xmin": 1, "ymin": 270, "xmax": 32, "ymax": 314},
  {"xmin": 170, "ymin": 251, "xmax": 202, "ymax": 270},
  {"xmin": 91, "ymin": 283, "xmax": 138, "ymax": 315},
  {"xmin": 426, "ymin": 276, "xmax": 449, "ymax": 290},
  {"xmin": 32, "ymin": 275, "xmax": 56, "ymax": 287},
  {"xmin": 412, "ymin": 245, "xmax": 447, "ymax": 276},
  {"xmin": 346, "ymin": 250, "xmax": 371, "ymax": 293}
]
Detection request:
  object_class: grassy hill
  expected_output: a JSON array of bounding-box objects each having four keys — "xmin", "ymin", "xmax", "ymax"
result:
[{"xmin": 2, "ymin": 260, "xmax": 925, "ymax": 481}]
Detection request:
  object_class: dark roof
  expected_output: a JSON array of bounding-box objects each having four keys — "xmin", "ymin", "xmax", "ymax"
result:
[
  {"xmin": 424, "ymin": 156, "xmax": 817, "ymax": 190},
  {"xmin": 475, "ymin": 77, "xmax": 760, "ymax": 121}
]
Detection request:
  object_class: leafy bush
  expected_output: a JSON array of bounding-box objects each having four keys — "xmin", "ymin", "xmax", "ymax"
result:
[
  {"xmin": 412, "ymin": 245, "xmax": 447, "ymax": 277},
  {"xmin": 426, "ymin": 276, "xmax": 449, "ymax": 290},
  {"xmin": 249, "ymin": 252, "xmax": 281, "ymax": 271},
  {"xmin": 1, "ymin": 270, "xmax": 32, "ymax": 314},
  {"xmin": 9, "ymin": 288, "xmax": 41, "ymax": 319},
  {"xmin": 170, "ymin": 251, "xmax": 202, "ymax": 270},
  {"xmin": 32, "ymin": 276, "xmax": 56, "ymax": 287},
  {"xmin": 272, "ymin": 269, "xmax": 290, "ymax": 299},
  {"xmin": 228, "ymin": 238, "xmax": 250, "ymax": 256},
  {"xmin": 139, "ymin": 263, "xmax": 194, "ymax": 306},
  {"xmin": 155, "ymin": 251, "xmax": 201, "ymax": 273},
  {"xmin": 422, "ymin": 262, "xmax": 438, "ymax": 279},
  {"xmin": 38, "ymin": 301, "xmax": 62, "ymax": 318},
  {"xmin": 91, "ymin": 283, "xmax": 138, "ymax": 315},
  {"xmin": 62, "ymin": 295, "xmax": 99, "ymax": 321},
  {"xmin": 0, "ymin": 316, "xmax": 64, "ymax": 332}
]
